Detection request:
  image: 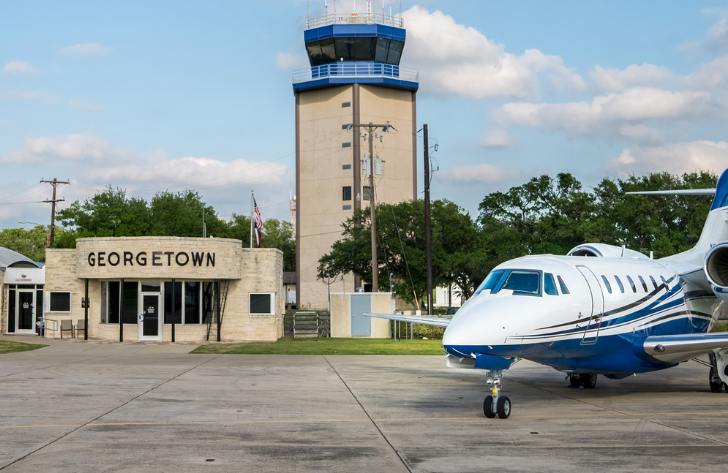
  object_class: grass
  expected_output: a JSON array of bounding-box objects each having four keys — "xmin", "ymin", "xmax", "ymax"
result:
[
  {"xmin": 191, "ymin": 337, "xmax": 445, "ymax": 355},
  {"xmin": 0, "ymin": 340, "xmax": 47, "ymax": 354},
  {"xmin": 712, "ymin": 323, "xmax": 728, "ymax": 333}
]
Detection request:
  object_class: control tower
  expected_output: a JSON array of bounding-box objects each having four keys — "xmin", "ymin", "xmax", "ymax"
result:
[{"xmin": 293, "ymin": 3, "xmax": 419, "ymax": 309}]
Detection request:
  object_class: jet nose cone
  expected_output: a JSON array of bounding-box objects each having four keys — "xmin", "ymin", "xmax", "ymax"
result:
[{"xmin": 443, "ymin": 298, "xmax": 488, "ymax": 346}]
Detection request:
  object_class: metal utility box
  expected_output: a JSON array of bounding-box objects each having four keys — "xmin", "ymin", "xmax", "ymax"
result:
[{"xmin": 330, "ymin": 293, "xmax": 393, "ymax": 338}]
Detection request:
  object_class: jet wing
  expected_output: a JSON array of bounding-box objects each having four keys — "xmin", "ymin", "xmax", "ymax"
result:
[
  {"xmin": 636, "ymin": 333, "xmax": 728, "ymax": 364},
  {"xmin": 364, "ymin": 313, "xmax": 451, "ymax": 328}
]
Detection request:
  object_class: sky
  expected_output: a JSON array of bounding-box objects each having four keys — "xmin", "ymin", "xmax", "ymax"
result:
[{"xmin": 2, "ymin": 0, "xmax": 728, "ymax": 231}]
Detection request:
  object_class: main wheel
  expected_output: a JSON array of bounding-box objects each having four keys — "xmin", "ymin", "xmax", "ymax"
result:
[
  {"xmin": 584, "ymin": 374, "xmax": 598, "ymax": 389},
  {"xmin": 710, "ymin": 368, "xmax": 723, "ymax": 393},
  {"xmin": 569, "ymin": 373, "xmax": 581, "ymax": 387},
  {"xmin": 497, "ymin": 396, "xmax": 511, "ymax": 419},
  {"xmin": 483, "ymin": 395, "xmax": 496, "ymax": 418}
]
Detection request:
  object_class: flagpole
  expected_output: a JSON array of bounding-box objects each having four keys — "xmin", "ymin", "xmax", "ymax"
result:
[{"xmin": 250, "ymin": 190, "xmax": 254, "ymax": 249}]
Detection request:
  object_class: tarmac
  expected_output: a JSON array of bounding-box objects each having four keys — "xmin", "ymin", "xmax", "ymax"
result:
[{"xmin": 2, "ymin": 335, "xmax": 728, "ymax": 472}]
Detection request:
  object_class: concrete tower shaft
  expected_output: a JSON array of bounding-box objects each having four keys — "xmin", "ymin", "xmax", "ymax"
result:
[{"xmin": 293, "ymin": 10, "xmax": 419, "ymax": 309}]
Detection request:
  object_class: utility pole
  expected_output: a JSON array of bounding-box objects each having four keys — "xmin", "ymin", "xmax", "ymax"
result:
[
  {"xmin": 348, "ymin": 121, "xmax": 393, "ymax": 293},
  {"xmin": 368, "ymin": 123, "xmax": 378, "ymax": 293},
  {"xmin": 40, "ymin": 178, "xmax": 70, "ymax": 248},
  {"xmin": 423, "ymin": 124, "xmax": 433, "ymax": 315}
]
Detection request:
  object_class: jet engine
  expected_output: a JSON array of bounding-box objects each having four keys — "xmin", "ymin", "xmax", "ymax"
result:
[{"xmin": 704, "ymin": 242, "xmax": 728, "ymax": 301}]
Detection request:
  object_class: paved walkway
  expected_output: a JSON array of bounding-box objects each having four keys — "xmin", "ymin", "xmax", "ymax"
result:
[{"xmin": 1, "ymin": 342, "xmax": 728, "ymax": 471}]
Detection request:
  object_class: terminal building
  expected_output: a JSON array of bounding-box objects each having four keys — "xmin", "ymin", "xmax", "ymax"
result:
[
  {"xmin": 293, "ymin": 7, "xmax": 419, "ymax": 309},
  {"xmin": 3, "ymin": 237, "xmax": 284, "ymax": 342}
]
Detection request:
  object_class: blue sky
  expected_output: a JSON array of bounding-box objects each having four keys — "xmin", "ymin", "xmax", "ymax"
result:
[{"xmin": 2, "ymin": 0, "xmax": 728, "ymax": 231}]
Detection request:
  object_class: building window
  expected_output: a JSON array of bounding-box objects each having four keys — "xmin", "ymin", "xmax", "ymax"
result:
[
  {"xmin": 343, "ymin": 205, "xmax": 352, "ymax": 210},
  {"xmin": 250, "ymin": 293, "xmax": 274, "ymax": 315},
  {"xmin": 343, "ymin": 186, "xmax": 352, "ymax": 201},
  {"xmin": 342, "ymin": 142, "xmax": 351, "ymax": 148},
  {"xmin": 342, "ymin": 124, "xmax": 351, "ymax": 129},
  {"xmin": 342, "ymin": 164, "xmax": 351, "ymax": 170},
  {"xmin": 342, "ymin": 101, "xmax": 351, "ymax": 108},
  {"xmin": 49, "ymin": 292, "xmax": 71, "ymax": 313},
  {"xmin": 164, "ymin": 281, "xmax": 182, "ymax": 324},
  {"xmin": 363, "ymin": 186, "xmax": 372, "ymax": 201}
]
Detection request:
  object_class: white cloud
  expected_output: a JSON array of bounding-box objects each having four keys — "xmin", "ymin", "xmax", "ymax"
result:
[
  {"xmin": 495, "ymin": 87, "xmax": 713, "ymax": 136},
  {"xmin": 591, "ymin": 63, "xmax": 673, "ymax": 92},
  {"xmin": 4, "ymin": 61, "xmax": 37, "ymax": 74},
  {"xmin": 0, "ymin": 133, "xmax": 289, "ymax": 194},
  {"xmin": 85, "ymin": 157, "xmax": 287, "ymax": 189},
  {"xmin": 276, "ymin": 52, "xmax": 309, "ymax": 70},
  {"xmin": 441, "ymin": 163, "xmax": 520, "ymax": 184},
  {"xmin": 0, "ymin": 134, "xmax": 131, "ymax": 164},
  {"xmin": 618, "ymin": 124, "xmax": 661, "ymax": 142},
  {"xmin": 401, "ymin": 6, "xmax": 584, "ymax": 98},
  {"xmin": 0, "ymin": 85, "xmax": 50, "ymax": 102},
  {"xmin": 482, "ymin": 130, "xmax": 512, "ymax": 148},
  {"xmin": 60, "ymin": 43, "xmax": 112, "ymax": 57},
  {"xmin": 606, "ymin": 140, "xmax": 728, "ymax": 177},
  {"xmin": 69, "ymin": 100, "xmax": 104, "ymax": 112},
  {"xmin": 708, "ymin": 14, "xmax": 728, "ymax": 50}
]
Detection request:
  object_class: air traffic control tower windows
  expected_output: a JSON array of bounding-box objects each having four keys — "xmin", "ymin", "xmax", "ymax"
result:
[{"xmin": 305, "ymin": 38, "xmax": 405, "ymax": 66}]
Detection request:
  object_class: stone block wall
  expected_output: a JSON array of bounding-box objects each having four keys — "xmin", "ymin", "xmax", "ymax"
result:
[{"xmin": 42, "ymin": 238, "xmax": 283, "ymax": 343}]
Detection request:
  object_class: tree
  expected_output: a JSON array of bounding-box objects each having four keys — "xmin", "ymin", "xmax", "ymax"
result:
[
  {"xmin": 260, "ymin": 218, "xmax": 296, "ymax": 272},
  {"xmin": 56, "ymin": 186, "xmax": 152, "ymax": 243},
  {"xmin": 318, "ymin": 199, "xmax": 485, "ymax": 308},
  {"xmin": 0, "ymin": 226, "xmax": 49, "ymax": 262},
  {"xmin": 149, "ymin": 190, "xmax": 227, "ymax": 238}
]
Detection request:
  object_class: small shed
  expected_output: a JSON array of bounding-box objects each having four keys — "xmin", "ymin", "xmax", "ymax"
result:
[{"xmin": 330, "ymin": 292, "xmax": 393, "ymax": 338}]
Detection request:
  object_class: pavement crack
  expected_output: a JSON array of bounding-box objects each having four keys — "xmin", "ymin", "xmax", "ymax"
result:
[
  {"xmin": 322, "ymin": 355, "xmax": 412, "ymax": 473},
  {"xmin": 0, "ymin": 354, "xmax": 221, "ymax": 471}
]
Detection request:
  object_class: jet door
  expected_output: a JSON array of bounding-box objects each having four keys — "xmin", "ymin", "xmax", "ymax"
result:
[{"xmin": 576, "ymin": 266, "xmax": 604, "ymax": 345}]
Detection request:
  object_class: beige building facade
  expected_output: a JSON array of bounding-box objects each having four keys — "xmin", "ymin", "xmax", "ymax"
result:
[
  {"xmin": 296, "ymin": 84, "xmax": 417, "ymax": 309},
  {"xmin": 31, "ymin": 237, "xmax": 284, "ymax": 343}
]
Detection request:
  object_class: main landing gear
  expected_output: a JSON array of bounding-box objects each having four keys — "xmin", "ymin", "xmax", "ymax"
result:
[
  {"xmin": 483, "ymin": 369, "xmax": 511, "ymax": 419},
  {"xmin": 569, "ymin": 373, "xmax": 597, "ymax": 389},
  {"xmin": 708, "ymin": 353, "xmax": 728, "ymax": 393}
]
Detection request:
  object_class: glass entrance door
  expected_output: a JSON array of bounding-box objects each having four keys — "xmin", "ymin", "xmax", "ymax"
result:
[
  {"xmin": 140, "ymin": 295, "xmax": 160, "ymax": 340},
  {"xmin": 17, "ymin": 291, "xmax": 35, "ymax": 332}
]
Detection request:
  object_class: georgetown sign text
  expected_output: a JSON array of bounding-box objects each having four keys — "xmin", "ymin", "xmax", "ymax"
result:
[{"xmin": 87, "ymin": 251, "xmax": 215, "ymax": 267}]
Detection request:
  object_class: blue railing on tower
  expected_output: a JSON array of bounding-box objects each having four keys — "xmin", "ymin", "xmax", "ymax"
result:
[
  {"xmin": 292, "ymin": 63, "xmax": 419, "ymax": 84},
  {"xmin": 306, "ymin": 12, "xmax": 403, "ymax": 29}
]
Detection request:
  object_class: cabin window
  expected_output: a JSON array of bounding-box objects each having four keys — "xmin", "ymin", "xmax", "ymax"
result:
[
  {"xmin": 638, "ymin": 276, "xmax": 648, "ymax": 292},
  {"xmin": 502, "ymin": 270, "xmax": 540, "ymax": 295},
  {"xmin": 475, "ymin": 270, "xmax": 506, "ymax": 296},
  {"xmin": 626, "ymin": 275, "xmax": 637, "ymax": 293},
  {"xmin": 544, "ymin": 273, "xmax": 558, "ymax": 295},
  {"xmin": 660, "ymin": 275, "xmax": 667, "ymax": 285},
  {"xmin": 557, "ymin": 276, "xmax": 570, "ymax": 294},
  {"xmin": 601, "ymin": 276, "xmax": 612, "ymax": 294},
  {"xmin": 614, "ymin": 276, "xmax": 625, "ymax": 293},
  {"xmin": 649, "ymin": 275, "xmax": 658, "ymax": 290}
]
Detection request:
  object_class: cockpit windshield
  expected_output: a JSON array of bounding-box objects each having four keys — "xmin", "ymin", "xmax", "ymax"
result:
[
  {"xmin": 501, "ymin": 270, "xmax": 540, "ymax": 295},
  {"xmin": 474, "ymin": 270, "xmax": 506, "ymax": 296}
]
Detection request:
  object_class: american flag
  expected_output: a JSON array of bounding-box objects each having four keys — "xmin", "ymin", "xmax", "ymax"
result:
[{"xmin": 254, "ymin": 197, "xmax": 263, "ymax": 248}]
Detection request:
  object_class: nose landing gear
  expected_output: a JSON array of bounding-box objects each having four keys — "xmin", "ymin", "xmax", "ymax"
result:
[{"xmin": 483, "ymin": 369, "xmax": 510, "ymax": 419}]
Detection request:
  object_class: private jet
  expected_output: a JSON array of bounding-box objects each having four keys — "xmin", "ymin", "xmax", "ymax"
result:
[{"xmin": 367, "ymin": 169, "xmax": 728, "ymax": 419}]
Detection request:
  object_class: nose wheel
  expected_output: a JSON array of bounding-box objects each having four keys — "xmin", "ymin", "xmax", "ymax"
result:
[{"xmin": 483, "ymin": 370, "xmax": 511, "ymax": 419}]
